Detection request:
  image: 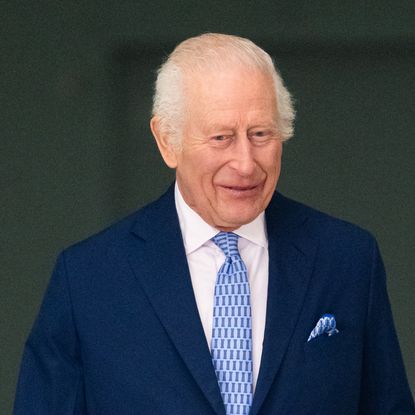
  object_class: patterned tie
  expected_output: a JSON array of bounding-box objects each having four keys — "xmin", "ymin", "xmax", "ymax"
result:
[{"xmin": 211, "ymin": 232, "xmax": 253, "ymax": 415}]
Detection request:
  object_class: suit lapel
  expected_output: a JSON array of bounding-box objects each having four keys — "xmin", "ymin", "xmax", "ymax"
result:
[
  {"xmin": 126, "ymin": 189, "xmax": 316, "ymax": 415},
  {"xmin": 127, "ymin": 187, "xmax": 225, "ymax": 415},
  {"xmin": 251, "ymin": 194, "xmax": 318, "ymax": 415}
]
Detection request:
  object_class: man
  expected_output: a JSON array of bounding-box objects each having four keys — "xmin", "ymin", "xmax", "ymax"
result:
[{"xmin": 14, "ymin": 33, "xmax": 414, "ymax": 414}]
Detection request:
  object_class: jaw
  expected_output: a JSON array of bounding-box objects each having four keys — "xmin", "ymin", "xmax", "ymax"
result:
[
  {"xmin": 207, "ymin": 189, "xmax": 270, "ymax": 230},
  {"xmin": 176, "ymin": 175, "xmax": 276, "ymax": 230}
]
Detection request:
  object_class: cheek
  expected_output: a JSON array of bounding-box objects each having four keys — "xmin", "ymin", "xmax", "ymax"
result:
[
  {"xmin": 180, "ymin": 155, "xmax": 218, "ymax": 191},
  {"xmin": 271, "ymin": 145, "xmax": 283, "ymax": 170},
  {"xmin": 263, "ymin": 149, "xmax": 281, "ymax": 172},
  {"xmin": 272, "ymin": 158, "xmax": 282, "ymax": 177},
  {"xmin": 192, "ymin": 156, "xmax": 222, "ymax": 180},
  {"xmin": 263, "ymin": 150, "xmax": 282, "ymax": 187}
]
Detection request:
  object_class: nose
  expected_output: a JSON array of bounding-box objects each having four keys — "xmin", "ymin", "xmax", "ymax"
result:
[{"xmin": 229, "ymin": 136, "xmax": 256, "ymax": 177}]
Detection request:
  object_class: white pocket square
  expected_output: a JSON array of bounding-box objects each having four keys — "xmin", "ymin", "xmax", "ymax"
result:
[{"xmin": 307, "ymin": 313, "xmax": 339, "ymax": 342}]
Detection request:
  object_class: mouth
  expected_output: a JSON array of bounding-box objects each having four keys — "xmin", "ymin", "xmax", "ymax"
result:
[
  {"xmin": 223, "ymin": 185, "xmax": 257, "ymax": 191},
  {"xmin": 218, "ymin": 183, "xmax": 262, "ymax": 197}
]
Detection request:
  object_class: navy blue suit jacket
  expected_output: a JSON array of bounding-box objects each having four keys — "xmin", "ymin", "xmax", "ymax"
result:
[{"xmin": 14, "ymin": 187, "xmax": 414, "ymax": 414}]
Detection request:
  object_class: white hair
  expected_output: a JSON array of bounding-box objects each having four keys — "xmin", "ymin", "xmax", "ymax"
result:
[{"xmin": 152, "ymin": 33, "xmax": 295, "ymax": 147}]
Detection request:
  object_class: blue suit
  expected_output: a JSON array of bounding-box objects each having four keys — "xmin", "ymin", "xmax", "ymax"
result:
[{"xmin": 14, "ymin": 187, "xmax": 414, "ymax": 414}]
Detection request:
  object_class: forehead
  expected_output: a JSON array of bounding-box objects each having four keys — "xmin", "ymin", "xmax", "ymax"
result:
[
  {"xmin": 182, "ymin": 67, "xmax": 277, "ymax": 119},
  {"xmin": 185, "ymin": 66, "xmax": 274, "ymax": 101}
]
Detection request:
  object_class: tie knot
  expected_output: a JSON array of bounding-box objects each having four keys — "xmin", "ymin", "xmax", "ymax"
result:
[{"xmin": 212, "ymin": 232, "xmax": 240, "ymax": 257}]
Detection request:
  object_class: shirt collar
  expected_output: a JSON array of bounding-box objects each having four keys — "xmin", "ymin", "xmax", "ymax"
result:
[{"xmin": 174, "ymin": 182, "xmax": 268, "ymax": 255}]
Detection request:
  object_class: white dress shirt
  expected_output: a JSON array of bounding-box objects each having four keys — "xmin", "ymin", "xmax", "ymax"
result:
[{"xmin": 174, "ymin": 183, "xmax": 269, "ymax": 391}]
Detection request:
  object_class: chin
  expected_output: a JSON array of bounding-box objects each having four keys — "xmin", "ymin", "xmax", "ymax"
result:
[{"xmin": 219, "ymin": 210, "xmax": 260, "ymax": 229}]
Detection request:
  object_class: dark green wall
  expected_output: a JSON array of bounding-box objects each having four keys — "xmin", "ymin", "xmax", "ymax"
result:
[{"xmin": 2, "ymin": 2, "xmax": 414, "ymax": 412}]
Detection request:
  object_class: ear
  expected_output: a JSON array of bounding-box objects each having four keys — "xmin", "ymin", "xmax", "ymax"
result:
[{"xmin": 150, "ymin": 116, "xmax": 178, "ymax": 169}]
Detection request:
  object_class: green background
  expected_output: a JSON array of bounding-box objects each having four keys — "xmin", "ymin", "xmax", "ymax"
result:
[{"xmin": 2, "ymin": 1, "xmax": 414, "ymax": 412}]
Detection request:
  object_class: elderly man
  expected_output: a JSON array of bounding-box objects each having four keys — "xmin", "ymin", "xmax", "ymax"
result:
[{"xmin": 14, "ymin": 34, "xmax": 414, "ymax": 415}]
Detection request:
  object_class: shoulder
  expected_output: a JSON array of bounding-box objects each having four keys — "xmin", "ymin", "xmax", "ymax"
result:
[
  {"xmin": 268, "ymin": 194, "xmax": 384, "ymax": 302},
  {"xmin": 61, "ymin": 185, "xmax": 176, "ymax": 266},
  {"xmin": 267, "ymin": 192, "xmax": 378, "ymax": 255}
]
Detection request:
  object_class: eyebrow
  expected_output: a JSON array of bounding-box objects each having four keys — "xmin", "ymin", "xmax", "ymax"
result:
[
  {"xmin": 204, "ymin": 121, "xmax": 278, "ymax": 133},
  {"xmin": 248, "ymin": 123, "xmax": 278, "ymax": 130},
  {"xmin": 204, "ymin": 123, "xmax": 237, "ymax": 133}
]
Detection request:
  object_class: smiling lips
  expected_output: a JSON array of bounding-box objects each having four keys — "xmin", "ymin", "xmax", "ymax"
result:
[
  {"xmin": 219, "ymin": 183, "xmax": 262, "ymax": 196},
  {"xmin": 224, "ymin": 185, "xmax": 257, "ymax": 191}
]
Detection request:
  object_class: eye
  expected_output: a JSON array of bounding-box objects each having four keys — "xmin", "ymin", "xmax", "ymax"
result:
[
  {"xmin": 209, "ymin": 134, "xmax": 233, "ymax": 146},
  {"xmin": 249, "ymin": 128, "xmax": 278, "ymax": 144},
  {"xmin": 250, "ymin": 130, "xmax": 268, "ymax": 140},
  {"xmin": 253, "ymin": 130, "xmax": 266, "ymax": 137}
]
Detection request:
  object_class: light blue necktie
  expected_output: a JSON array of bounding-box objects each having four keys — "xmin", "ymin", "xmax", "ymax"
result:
[{"xmin": 211, "ymin": 232, "xmax": 253, "ymax": 415}]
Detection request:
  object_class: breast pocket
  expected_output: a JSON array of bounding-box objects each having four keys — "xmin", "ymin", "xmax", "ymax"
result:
[
  {"xmin": 305, "ymin": 332, "xmax": 345, "ymax": 363},
  {"xmin": 304, "ymin": 330, "xmax": 361, "ymax": 389}
]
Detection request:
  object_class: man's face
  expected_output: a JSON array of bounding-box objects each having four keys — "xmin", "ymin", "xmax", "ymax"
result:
[{"xmin": 154, "ymin": 67, "xmax": 283, "ymax": 231}]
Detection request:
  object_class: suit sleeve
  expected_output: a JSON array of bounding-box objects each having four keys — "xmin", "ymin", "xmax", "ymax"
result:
[
  {"xmin": 359, "ymin": 241, "xmax": 415, "ymax": 414},
  {"xmin": 13, "ymin": 252, "xmax": 86, "ymax": 414}
]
